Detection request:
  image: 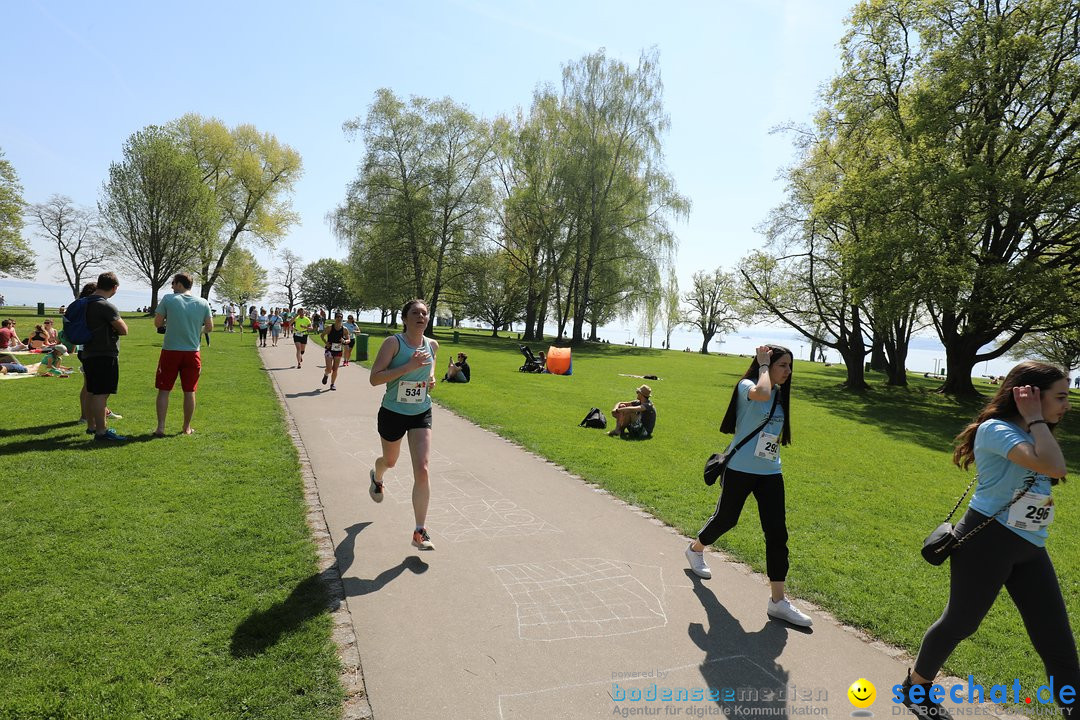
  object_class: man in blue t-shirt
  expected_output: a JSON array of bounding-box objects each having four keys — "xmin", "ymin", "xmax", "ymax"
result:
[{"xmin": 153, "ymin": 272, "xmax": 213, "ymax": 436}]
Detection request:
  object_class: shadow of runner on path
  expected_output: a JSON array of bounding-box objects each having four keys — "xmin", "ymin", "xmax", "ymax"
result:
[
  {"xmin": 230, "ymin": 521, "xmax": 427, "ymax": 657},
  {"xmin": 688, "ymin": 571, "xmax": 801, "ymax": 717}
]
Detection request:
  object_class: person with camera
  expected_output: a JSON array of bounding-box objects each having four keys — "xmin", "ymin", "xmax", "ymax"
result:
[
  {"xmin": 899, "ymin": 362, "xmax": 1077, "ymax": 720},
  {"xmin": 685, "ymin": 344, "xmax": 812, "ymax": 627}
]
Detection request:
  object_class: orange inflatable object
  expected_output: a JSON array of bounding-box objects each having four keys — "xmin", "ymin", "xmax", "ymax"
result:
[{"xmin": 546, "ymin": 346, "xmax": 572, "ymax": 375}]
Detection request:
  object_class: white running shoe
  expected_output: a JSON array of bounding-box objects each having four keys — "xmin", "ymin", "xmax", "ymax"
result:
[
  {"xmin": 368, "ymin": 469, "xmax": 384, "ymax": 503},
  {"xmin": 767, "ymin": 598, "xmax": 813, "ymax": 627},
  {"xmin": 685, "ymin": 543, "xmax": 711, "ymax": 579}
]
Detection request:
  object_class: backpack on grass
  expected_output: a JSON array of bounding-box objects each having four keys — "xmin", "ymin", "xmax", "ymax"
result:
[
  {"xmin": 62, "ymin": 295, "xmax": 104, "ymax": 345},
  {"xmin": 579, "ymin": 407, "xmax": 607, "ymax": 429}
]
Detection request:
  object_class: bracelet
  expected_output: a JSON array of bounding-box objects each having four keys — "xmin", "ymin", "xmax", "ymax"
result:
[
  {"xmin": 1028, "ymin": 419, "xmax": 1048, "ymax": 428},
  {"xmin": 759, "ymin": 364, "xmax": 770, "ymax": 372}
]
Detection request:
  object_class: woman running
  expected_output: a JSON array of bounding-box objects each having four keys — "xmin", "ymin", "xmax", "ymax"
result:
[
  {"xmin": 319, "ymin": 312, "xmax": 351, "ymax": 391},
  {"xmin": 368, "ymin": 299, "xmax": 438, "ymax": 550},
  {"xmin": 292, "ymin": 308, "xmax": 311, "ymax": 368},
  {"xmin": 899, "ymin": 362, "xmax": 1077, "ymax": 720},
  {"xmin": 685, "ymin": 344, "xmax": 812, "ymax": 627}
]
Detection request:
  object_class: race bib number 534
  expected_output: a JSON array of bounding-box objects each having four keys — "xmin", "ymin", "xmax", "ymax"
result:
[{"xmin": 397, "ymin": 380, "xmax": 427, "ymax": 404}]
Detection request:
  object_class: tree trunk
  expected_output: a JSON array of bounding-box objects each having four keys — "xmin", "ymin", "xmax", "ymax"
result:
[
  {"xmin": 870, "ymin": 335, "xmax": 887, "ymax": 372},
  {"xmin": 699, "ymin": 332, "xmax": 714, "ymax": 354},
  {"xmin": 940, "ymin": 342, "xmax": 980, "ymax": 398}
]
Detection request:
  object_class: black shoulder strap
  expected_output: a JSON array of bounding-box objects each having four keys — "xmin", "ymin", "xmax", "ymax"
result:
[{"xmin": 728, "ymin": 390, "xmax": 780, "ymax": 454}]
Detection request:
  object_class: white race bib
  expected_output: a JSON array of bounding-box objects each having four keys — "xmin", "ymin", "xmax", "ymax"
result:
[
  {"xmin": 754, "ymin": 432, "xmax": 779, "ymax": 461},
  {"xmin": 330, "ymin": 342, "xmax": 342, "ymax": 351},
  {"xmin": 396, "ymin": 380, "xmax": 427, "ymax": 404},
  {"xmin": 1007, "ymin": 491, "xmax": 1054, "ymax": 531}
]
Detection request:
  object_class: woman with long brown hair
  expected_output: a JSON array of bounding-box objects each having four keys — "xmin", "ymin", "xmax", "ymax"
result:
[
  {"xmin": 685, "ymin": 344, "xmax": 811, "ymax": 627},
  {"xmin": 900, "ymin": 362, "xmax": 1077, "ymax": 720}
]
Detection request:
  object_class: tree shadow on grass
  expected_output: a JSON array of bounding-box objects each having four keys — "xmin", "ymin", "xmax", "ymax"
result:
[
  {"xmin": 798, "ymin": 381, "xmax": 981, "ymax": 455},
  {"xmin": 230, "ymin": 521, "xmax": 427, "ymax": 658}
]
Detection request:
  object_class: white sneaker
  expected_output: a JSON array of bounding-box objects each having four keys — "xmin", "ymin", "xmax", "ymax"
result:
[
  {"xmin": 685, "ymin": 543, "xmax": 711, "ymax": 579},
  {"xmin": 767, "ymin": 598, "xmax": 813, "ymax": 627}
]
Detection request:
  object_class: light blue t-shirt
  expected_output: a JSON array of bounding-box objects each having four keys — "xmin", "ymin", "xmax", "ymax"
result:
[
  {"xmin": 970, "ymin": 418, "xmax": 1054, "ymax": 547},
  {"xmin": 156, "ymin": 293, "xmax": 211, "ymax": 352},
  {"xmin": 726, "ymin": 379, "xmax": 785, "ymax": 475},
  {"xmin": 381, "ymin": 333, "xmax": 434, "ymax": 416}
]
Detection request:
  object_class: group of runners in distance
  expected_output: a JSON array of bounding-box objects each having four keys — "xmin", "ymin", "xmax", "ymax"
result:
[{"xmin": 261, "ymin": 297, "xmax": 1078, "ymax": 718}]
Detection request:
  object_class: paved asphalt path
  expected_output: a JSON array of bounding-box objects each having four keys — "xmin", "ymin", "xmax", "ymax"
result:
[{"xmin": 260, "ymin": 341, "xmax": 1015, "ymax": 720}]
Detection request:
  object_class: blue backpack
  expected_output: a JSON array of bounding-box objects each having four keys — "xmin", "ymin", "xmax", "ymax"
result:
[{"xmin": 63, "ymin": 296, "xmax": 104, "ymax": 345}]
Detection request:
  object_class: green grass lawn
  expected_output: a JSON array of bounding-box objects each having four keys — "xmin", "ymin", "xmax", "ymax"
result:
[
  {"xmin": 365, "ymin": 324, "xmax": 1080, "ymax": 701},
  {"xmin": 0, "ymin": 308, "xmax": 342, "ymax": 720}
]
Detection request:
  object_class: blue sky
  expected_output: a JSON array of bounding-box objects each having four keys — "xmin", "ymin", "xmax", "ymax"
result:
[{"xmin": 2, "ymin": 0, "xmax": 854, "ymax": 305}]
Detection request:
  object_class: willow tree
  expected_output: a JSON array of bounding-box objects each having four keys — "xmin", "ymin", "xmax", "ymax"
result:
[{"xmin": 556, "ymin": 49, "xmax": 687, "ymax": 343}]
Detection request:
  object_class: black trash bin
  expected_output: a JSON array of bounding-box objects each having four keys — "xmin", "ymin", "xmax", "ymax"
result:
[
  {"xmin": 356, "ymin": 333, "xmax": 370, "ymax": 362},
  {"xmin": 37, "ymin": 302, "xmax": 45, "ymax": 316}
]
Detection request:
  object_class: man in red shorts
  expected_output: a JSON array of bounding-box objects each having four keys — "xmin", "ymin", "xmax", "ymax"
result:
[{"xmin": 153, "ymin": 272, "xmax": 213, "ymax": 436}]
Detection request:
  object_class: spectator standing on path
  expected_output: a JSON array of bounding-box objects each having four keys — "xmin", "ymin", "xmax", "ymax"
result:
[
  {"xmin": 256, "ymin": 308, "xmax": 269, "ymax": 347},
  {"xmin": 319, "ymin": 311, "xmax": 350, "ymax": 391},
  {"xmin": 293, "ymin": 308, "xmax": 311, "ymax": 368},
  {"xmin": 368, "ymin": 298, "xmax": 439, "ymax": 551},
  {"xmin": 898, "ymin": 363, "xmax": 1078, "ymax": 720},
  {"xmin": 153, "ymin": 273, "xmax": 213, "ymax": 437},
  {"xmin": 685, "ymin": 344, "xmax": 813, "ymax": 628},
  {"xmin": 82, "ymin": 272, "xmax": 128, "ymax": 443}
]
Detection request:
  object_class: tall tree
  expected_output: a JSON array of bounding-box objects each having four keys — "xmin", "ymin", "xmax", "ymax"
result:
[
  {"xmin": 0, "ymin": 149, "xmax": 34, "ymax": 278},
  {"xmin": 662, "ymin": 271, "xmax": 682, "ymax": 349},
  {"xmin": 271, "ymin": 248, "xmax": 304, "ymax": 311},
  {"xmin": 684, "ymin": 268, "xmax": 742, "ymax": 354},
  {"xmin": 834, "ymin": 0, "xmax": 1080, "ymax": 396},
  {"xmin": 99, "ymin": 126, "xmax": 216, "ymax": 308},
  {"xmin": 213, "ymin": 247, "xmax": 267, "ymax": 310},
  {"xmin": 557, "ymin": 49, "xmax": 687, "ymax": 343},
  {"xmin": 333, "ymin": 89, "xmax": 495, "ymax": 335},
  {"xmin": 171, "ymin": 114, "xmax": 302, "ymax": 301},
  {"xmin": 460, "ymin": 248, "xmax": 527, "ymax": 337},
  {"xmin": 299, "ymin": 258, "xmax": 354, "ymax": 315},
  {"xmin": 28, "ymin": 195, "xmax": 107, "ymax": 298}
]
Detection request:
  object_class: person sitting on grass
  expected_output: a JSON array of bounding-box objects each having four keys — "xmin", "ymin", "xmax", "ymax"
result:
[
  {"xmin": 37, "ymin": 345, "xmax": 72, "ymax": 377},
  {"xmin": 608, "ymin": 384, "xmax": 656, "ymax": 439},
  {"xmin": 538, "ymin": 350, "xmax": 548, "ymax": 372},
  {"xmin": 43, "ymin": 319, "xmax": 59, "ymax": 345},
  {"xmin": 443, "ymin": 352, "xmax": 471, "ymax": 383},
  {"xmin": 27, "ymin": 324, "xmax": 52, "ymax": 350}
]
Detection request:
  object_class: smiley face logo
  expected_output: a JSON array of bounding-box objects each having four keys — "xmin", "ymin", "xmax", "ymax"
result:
[{"xmin": 847, "ymin": 678, "xmax": 876, "ymax": 709}]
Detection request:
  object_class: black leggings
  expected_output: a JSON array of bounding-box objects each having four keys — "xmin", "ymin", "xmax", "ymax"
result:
[
  {"xmin": 258, "ymin": 328, "xmax": 268, "ymax": 342},
  {"xmin": 697, "ymin": 468, "xmax": 789, "ymax": 581},
  {"xmin": 915, "ymin": 509, "xmax": 1079, "ymax": 716}
]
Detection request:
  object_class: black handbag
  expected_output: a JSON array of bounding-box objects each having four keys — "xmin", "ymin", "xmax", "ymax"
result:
[
  {"xmin": 921, "ymin": 476, "xmax": 1035, "ymax": 565},
  {"xmin": 703, "ymin": 393, "xmax": 779, "ymax": 486}
]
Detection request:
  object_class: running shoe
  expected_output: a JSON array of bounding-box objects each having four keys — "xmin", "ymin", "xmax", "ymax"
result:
[
  {"xmin": 321, "ymin": 374, "xmax": 328, "ymax": 385},
  {"xmin": 899, "ymin": 670, "xmax": 953, "ymax": 720},
  {"xmin": 412, "ymin": 528, "xmax": 435, "ymax": 550},
  {"xmin": 330, "ymin": 384, "xmax": 337, "ymax": 391},
  {"xmin": 105, "ymin": 409, "xmax": 122, "ymax": 419},
  {"xmin": 767, "ymin": 598, "xmax": 813, "ymax": 627},
  {"xmin": 685, "ymin": 543, "xmax": 712, "ymax": 579},
  {"xmin": 94, "ymin": 429, "xmax": 127, "ymax": 443},
  {"xmin": 369, "ymin": 469, "xmax": 384, "ymax": 503}
]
